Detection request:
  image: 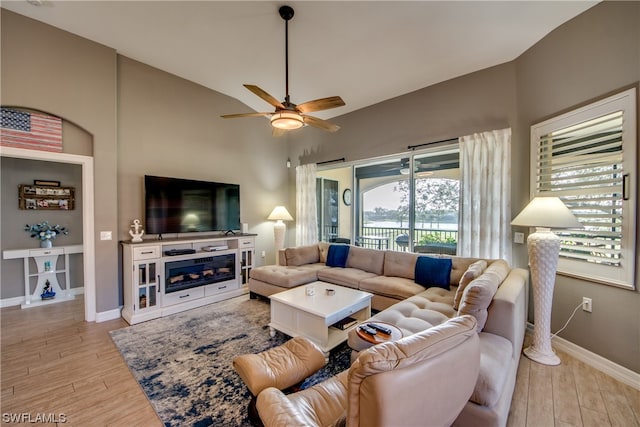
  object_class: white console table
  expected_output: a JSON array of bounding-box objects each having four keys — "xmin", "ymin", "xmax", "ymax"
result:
[{"xmin": 3, "ymin": 244, "xmax": 83, "ymax": 308}]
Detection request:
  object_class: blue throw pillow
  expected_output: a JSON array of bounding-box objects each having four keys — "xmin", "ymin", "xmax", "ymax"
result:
[
  {"xmin": 415, "ymin": 256, "xmax": 452, "ymax": 290},
  {"xmin": 326, "ymin": 244, "xmax": 350, "ymax": 268}
]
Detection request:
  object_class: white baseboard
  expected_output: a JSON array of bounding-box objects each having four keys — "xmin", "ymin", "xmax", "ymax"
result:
[
  {"xmin": 0, "ymin": 295, "xmax": 25, "ymax": 308},
  {"xmin": 1, "ymin": 287, "xmax": 84, "ymax": 308},
  {"xmin": 95, "ymin": 306, "xmax": 122, "ymax": 323},
  {"xmin": 526, "ymin": 322, "xmax": 640, "ymax": 390}
]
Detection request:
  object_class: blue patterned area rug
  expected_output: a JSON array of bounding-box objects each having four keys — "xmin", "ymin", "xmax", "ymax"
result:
[{"xmin": 110, "ymin": 295, "xmax": 351, "ymax": 426}]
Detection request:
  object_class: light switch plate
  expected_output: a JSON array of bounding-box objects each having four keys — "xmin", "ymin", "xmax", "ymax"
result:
[
  {"xmin": 514, "ymin": 232, "xmax": 525, "ymax": 244},
  {"xmin": 100, "ymin": 231, "xmax": 113, "ymax": 241}
]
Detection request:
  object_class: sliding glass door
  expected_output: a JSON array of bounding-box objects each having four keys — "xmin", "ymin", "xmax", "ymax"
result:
[
  {"xmin": 316, "ymin": 177, "xmax": 339, "ymax": 242},
  {"xmin": 355, "ymin": 157, "xmax": 409, "ymax": 250},
  {"xmin": 316, "ymin": 166, "xmax": 353, "ymax": 244},
  {"xmin": 354, "ymin": 148, "xmax": 460, "ymax": 253},
  {"xmin": 411, "ymin": 151, "xmax": 460, "ymax": 254}
]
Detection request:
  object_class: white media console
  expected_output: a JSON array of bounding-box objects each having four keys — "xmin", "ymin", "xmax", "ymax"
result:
[{"xmin": 121, "ymin": 234, "xmax": 255, "ymax": 324}]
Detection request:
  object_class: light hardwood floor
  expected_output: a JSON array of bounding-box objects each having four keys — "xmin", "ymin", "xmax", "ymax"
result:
[{"xmin": 1, "ymin": 298, "xmax": 638, "ymax": 426}]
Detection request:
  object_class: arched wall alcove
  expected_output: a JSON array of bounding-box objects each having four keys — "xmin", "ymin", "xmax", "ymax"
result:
[{"xmin": 1, "ymin": 106, "xmax": 96, "ymax": 321}]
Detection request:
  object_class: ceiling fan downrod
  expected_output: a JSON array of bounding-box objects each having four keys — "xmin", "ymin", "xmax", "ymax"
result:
[
  {"xmin": 220, "ymin": 4, "xmax": 344, "ymax": 134},
  {"xmin": 279, "ymin": 5, "xmax": 294, "ymax": 106}
]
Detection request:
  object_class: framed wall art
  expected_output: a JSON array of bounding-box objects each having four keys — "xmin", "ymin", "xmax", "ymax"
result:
[{"xmin": 19, "ymin": 184, "xmax": 75, "ymax": 210}]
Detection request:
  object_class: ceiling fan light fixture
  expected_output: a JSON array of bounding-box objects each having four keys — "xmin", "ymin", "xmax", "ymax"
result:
[
  {"xmin": 222, "ymin": 5, "xmax": 344, "ymax": 134},
  {"xmin": 271, "ymin": 111, "xmax": 304, "ymax": 130}
]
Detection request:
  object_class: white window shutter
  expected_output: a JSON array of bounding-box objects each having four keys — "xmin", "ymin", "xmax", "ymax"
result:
[{"xmin": 530, "ymin": 89, "xmax": 636, "ymax": 288}]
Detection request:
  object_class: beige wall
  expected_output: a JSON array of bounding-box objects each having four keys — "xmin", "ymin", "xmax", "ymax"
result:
[
  {"xmin": 1, "ymin": 10, "xmax": 290, "ymax": 313},
  {"xmin": 515, "ymin": 1, "xmax": 639, "ymax": 372},
  {"xmin": 117, "ymin": 56, "xmax": 289, "ymax": 266},
  {"xmin": 1, "ymin": 10, "xmax": 118, "ymax": 312},
  {"xmin": 288, "ymin": 60, "xmax": 524, "ymax": 268}
]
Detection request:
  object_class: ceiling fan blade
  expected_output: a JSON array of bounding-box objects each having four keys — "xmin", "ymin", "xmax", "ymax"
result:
[
  {"xmin": 272, "ymin": 127, "xmax": 287, "ymax": 137},
  {"xmin": 244, "ymin": 85, "xmax": 285, "ymax": 109},
  {"xmin": 220, "ymin": 112, "xmax": 272, "ymax": 119},
  {"xmin": 297, "ymin": 96, "xmax": 345, "ymax": 114},
  {"xmin": 303, "ymin": 115, "xmax": 340, "ymax": 132}
]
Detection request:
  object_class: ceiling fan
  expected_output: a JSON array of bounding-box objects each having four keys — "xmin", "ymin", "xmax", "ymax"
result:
[{"xmin": 221, "ymin": 5, "xmax": 345, "ymax": 136}]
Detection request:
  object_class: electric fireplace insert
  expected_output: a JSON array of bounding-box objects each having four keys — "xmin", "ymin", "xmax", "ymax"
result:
[{"xmin": 165, "ymin": 253, "xmax": 236, "ymax": 293}]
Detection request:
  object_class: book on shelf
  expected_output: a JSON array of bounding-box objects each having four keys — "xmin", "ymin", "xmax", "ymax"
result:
[{"xmin": 331, "ymin": 316, "xmax": 358, "ymax": 330}]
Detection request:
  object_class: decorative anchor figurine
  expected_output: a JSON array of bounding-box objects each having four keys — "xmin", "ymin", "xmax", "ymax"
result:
[{"xmin": 129, "ymin": 219, "xmax": 145, "ymax": 242}]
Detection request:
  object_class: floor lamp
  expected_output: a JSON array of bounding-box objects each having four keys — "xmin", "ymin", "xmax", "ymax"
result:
[
  {"xmin": 268, "ymin": 206, "xmax": 293, "ymax": 265},
  {"xmin": 511, "ymin": 196, "xmax": 583, "ymax": 366}
]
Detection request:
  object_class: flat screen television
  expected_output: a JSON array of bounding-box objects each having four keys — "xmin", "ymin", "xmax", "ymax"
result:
[{"xmin": 144, "ymin": 175, "xmax": 240, "ymax": 235}]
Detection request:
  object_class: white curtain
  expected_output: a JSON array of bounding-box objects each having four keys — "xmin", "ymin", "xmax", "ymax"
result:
[
  {"xmin": 459, "ymin": 128, "xmax": 512, "ymax": 262},
  {"xmin": 295, "ymin": 163, "xmax": 318, "ymax": 246}
]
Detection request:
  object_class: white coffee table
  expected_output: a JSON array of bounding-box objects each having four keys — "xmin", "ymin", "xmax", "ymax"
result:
[{"xmin": 269, "ymin": 282, "xmax": 373, "ymax": 356}]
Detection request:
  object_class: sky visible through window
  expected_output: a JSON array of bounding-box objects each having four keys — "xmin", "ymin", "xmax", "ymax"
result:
[{"xmin": 364, "ymin": 183, "xmax": 402, "ymax": 210}]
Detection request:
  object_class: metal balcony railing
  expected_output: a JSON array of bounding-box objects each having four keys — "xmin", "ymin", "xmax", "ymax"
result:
[{"xmin": 324, "ymin": 225, "xmax": 458, "ymax": 255}]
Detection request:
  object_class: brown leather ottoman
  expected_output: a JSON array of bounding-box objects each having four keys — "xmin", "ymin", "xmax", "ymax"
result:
[{"xmin": 233, "ymin": 336, "xmax": 326, "ymax": 424}]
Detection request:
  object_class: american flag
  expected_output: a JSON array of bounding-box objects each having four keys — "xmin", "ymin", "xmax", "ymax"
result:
[{"xmin": 0, "ymin": 107, "xmax": 62, "ymax": 152}]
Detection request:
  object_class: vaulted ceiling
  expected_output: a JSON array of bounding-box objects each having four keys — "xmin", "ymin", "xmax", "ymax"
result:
[{"xmin": 3, "ymin": 1, "xmax": 598, "ymax": 119}]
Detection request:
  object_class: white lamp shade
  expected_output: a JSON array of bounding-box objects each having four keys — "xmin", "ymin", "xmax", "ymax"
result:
[
  {"xmin": 511, "ymin": 197, "xmax": 583, "ymax": 229},
  {"xmin": 268, "ymin": 206, "xmax": 293, "ymax": 221}
]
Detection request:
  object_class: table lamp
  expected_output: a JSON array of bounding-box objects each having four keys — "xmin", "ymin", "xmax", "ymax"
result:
[
  {"xmin": 511, "ymin": 196, "xmax": 583, "ymax": 365},
  {"xmin": 268, "ymin": 206, "xmax": 293, "ymax": 264}
]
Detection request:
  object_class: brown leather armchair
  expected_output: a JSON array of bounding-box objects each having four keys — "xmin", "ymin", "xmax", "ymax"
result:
[{"xmin": 256, "ymin": 315, "xmax": 480, "ymax": 427}]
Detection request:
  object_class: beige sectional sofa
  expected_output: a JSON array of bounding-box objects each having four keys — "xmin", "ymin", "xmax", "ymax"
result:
[{"xmin": 248, "ymin": 242, "xmax": 528, "ymax": 427}]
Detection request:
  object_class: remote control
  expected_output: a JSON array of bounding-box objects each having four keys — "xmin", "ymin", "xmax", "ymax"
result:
[
  {"xmin": 367, "ymin": 323, "xmax": 392, "ymax": 335},
  {"xmin": 359, "ymin": 325, "xmax": 377, "ymax": 336}
]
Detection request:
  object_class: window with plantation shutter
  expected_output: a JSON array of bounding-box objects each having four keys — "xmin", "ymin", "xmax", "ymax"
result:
[{"xmin": 530, "ymin": 88, "xmax": 636, "ymax": 289}]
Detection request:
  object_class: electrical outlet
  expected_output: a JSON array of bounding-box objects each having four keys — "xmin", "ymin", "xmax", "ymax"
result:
[
  {"xmin": 514, "ymin": 232, "xmax": 525, "ymax": 244},
  {"xmin": 261, "ymin": 251, "xmax": 266, "ymax": 257},
  {"xmin": 582, "ymin": 297, "xmax": 592, "ymax": 313}
]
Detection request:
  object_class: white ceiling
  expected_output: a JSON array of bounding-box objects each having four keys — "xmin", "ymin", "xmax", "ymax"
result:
[{"xmin": 3, "ymin": 1, "xmax": 598, "ymax": 119}]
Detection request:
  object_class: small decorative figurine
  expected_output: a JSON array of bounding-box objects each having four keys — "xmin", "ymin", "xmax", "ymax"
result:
[
  {"xmin": 129, "ymin": 219, "xmax": 144, "ymax": 242},
  {"xmin": 41, "ymin": 280, "xmax": 56, "ymax": 300}
]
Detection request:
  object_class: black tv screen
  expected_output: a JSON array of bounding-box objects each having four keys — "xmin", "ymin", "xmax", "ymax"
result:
[{"xmin": 144, "ymin": 175, "xmax": 240, "ymax": 235}]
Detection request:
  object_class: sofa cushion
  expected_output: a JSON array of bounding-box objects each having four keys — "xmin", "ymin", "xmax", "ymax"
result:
[
  {"xmin": 359, "ymin": 276, "xmax": 425, "ymax": 300},
  {"xmin": 327, "ymin": 244, "xmax": 350, "ymax": 267},
  {"xmin": 417, "ymin": 286, "xmax": 456, "ymax": 307},
  {"xmin": 457, "ymin": 260, "xmax": 510, "ymax": 330},
  {"xmin": 318, "ymin": 242, "xmax": 330, "ymax": 263},
  {"xmin": 484, "ymin": 259, "xmax": 511, "ymax": 283},
  {"xmin": 317, "ymin": 268, "xmax": 377, "ymax": 289},
  {"xmin": 250, "ymin": 265, "xmax": 318, "ymax": 289},
  {"xmin": 348, "ymin": 293, "xmax": 457, "ymax": 351},
  {"xmin": 383, "ymin": 251, "xmax": 419, "ymax": 280},
  {"xmin": 299, "ymin": 262, "xmax": 331, "ymax": 273},
  {"xmin": 453, "ymin": 260, "xmax": 488, "ymax": 310},
  {"xmin": 446, "ymin": 256, "xmax": 478, "ymax": 286},
  {"xmin": 285, "ymin": 244, "xmax": 320, "ymax": 266},
  {"xmin": 415, "ymin": 256, "xmax": 452, "ymax": 290},
  {"xmin": 470, "ymin": 332, "xmax": 513, "ymax": 407},
  {"xmin": 346, "ymin": 246, "xmax": 385, "ymax": 275},
  {"xmin": 347, "ymin": 316, "xmax": 480, "ymax": 427}
]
